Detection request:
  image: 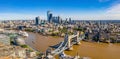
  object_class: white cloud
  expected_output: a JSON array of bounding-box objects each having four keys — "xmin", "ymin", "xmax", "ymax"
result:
[
  {"xmin": 102, "ymin": 3, "xmax": 120, "ymax": 20},
  {"xmin": 107, "ymin": 4, "xmax": 120, "ymax": 13}
]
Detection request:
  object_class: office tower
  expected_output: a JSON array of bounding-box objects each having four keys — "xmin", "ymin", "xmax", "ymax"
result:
[
  {"xmin": 35, "ymin": 16, "xmax": 40, "ymax": 25},
  {"xmin": 47, "ymin": 11, "xmax": 53, "ymax": 23},
  {"xmin": 58, "ymin": 16, "xmax": 61, "ymax": 24},
  {"xmin": 69, "ymin": 18, "xmax": 72, "ymax": 24},
  {"xmin": 65, "ymin": 18, "xmax": 68, "ymax": 24},
  {"xmin": 52, "ymin": 16, "xmax": 57, "ymax": 23},
  {"xmin": 49, "ymin": 13, "xmax": 53, "ymax": 23}
]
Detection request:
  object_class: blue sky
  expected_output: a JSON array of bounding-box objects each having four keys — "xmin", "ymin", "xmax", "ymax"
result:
[{"xmin": 0, "ymin": 0, "xmax": 120, "ymax": 20}]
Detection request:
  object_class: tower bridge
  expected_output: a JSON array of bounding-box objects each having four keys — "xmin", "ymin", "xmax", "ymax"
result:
[{"xmin": 46, "ymin": 31, "xmax": 85, "ymax": 58}]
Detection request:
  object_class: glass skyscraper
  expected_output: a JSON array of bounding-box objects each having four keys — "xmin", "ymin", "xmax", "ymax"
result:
[
  {"xmin": 35, "ymin": 16, "xmax": 40, "ymax": 25},
  {"xmin": 47, "ymin": 11, "xmax": 53, "ymax": 23}
]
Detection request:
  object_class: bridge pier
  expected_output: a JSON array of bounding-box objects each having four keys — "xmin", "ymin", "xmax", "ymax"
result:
[
  {"xmin": 76, "ymin": 42, "xmax": 81, "ymax": 45},
  {"xmin": 67, "ymin": 46, "xmax": 73, "ymax": 50}
]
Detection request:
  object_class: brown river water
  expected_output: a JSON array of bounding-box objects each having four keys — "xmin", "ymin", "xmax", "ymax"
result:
[{"xmin": 26, "ymin": 32, "xmax": 120, "ymax": 59}]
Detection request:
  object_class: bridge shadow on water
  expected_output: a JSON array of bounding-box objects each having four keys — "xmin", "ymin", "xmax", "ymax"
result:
[{"xmin": 49, "ymin": 42, "xmax": 62, "ymax": 49}]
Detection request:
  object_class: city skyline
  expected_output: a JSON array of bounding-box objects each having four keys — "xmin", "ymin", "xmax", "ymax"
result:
[{"xmin": 0, "ymin": 0, "xmax": 120, "ymax": 20}]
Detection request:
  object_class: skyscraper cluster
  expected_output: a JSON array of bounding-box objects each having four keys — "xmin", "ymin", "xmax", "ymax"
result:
[
  {"xmin": 47, "ymin": 11, "xmax": 62, "ymax": 24},
  {"xmin": 35, "ymin": 11, "xmax": 72, "ymax": 25}
]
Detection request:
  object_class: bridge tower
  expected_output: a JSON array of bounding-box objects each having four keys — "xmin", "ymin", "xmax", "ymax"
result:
[
  {"xmin": 64, "ymin": 33, "xmax": 72, "ymax": 50},
  {"xmin": 67, "ymin": 36, "xmax": 73, "ymax": 50},
  {"xmin": 76, "ymin": 31, "xmax": 81, "ymax": 45},
  {"xmin": 67, "ymin": 31, "xmax": 81, "ymax": 50}
]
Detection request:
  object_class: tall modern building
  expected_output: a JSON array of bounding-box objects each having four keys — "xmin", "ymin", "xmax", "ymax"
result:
[
  {"xmin": 35, "ymin": 16, "xmax": 40, "ymax": 25},
  {"xmin": 69, "ymin": 18, "xmax": 72, "ymax": 24},
  {"xmin": 47, "ymin": 11, "xmax": 53, "ymax": 23},
  {"xmin": 58, "ymin": 16, "xmax": 62, "ymax": 24},
  {"xmin": 65, "ymin": 18, "xmax": 68, "ymax": 24}
]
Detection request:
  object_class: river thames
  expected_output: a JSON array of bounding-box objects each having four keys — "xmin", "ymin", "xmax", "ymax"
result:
[{"xmin": 26, "ymin": 32, "xmax": 120, "ymax": 59}]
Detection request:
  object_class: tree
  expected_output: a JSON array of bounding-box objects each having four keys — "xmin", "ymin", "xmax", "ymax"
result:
[{"xmin": 20, "ymin": 45, "xmax": 29, "ymax": 48}]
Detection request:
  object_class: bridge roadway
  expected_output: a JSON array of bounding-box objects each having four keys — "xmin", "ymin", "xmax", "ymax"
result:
[{"xmin": 50, "ymin": 33, "xmax": 85, "ymax": 56}]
